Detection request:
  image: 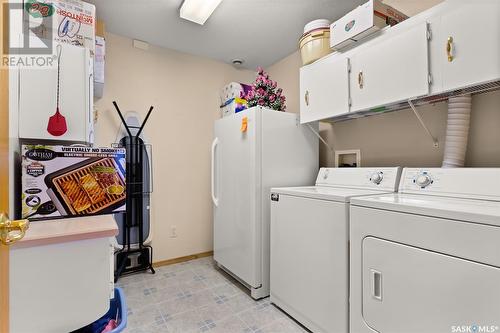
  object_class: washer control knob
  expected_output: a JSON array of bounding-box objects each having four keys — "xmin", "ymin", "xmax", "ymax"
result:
[
  {"xmin": 323, "ymin": 169, "xmax": 330, "ymax": 180},
  {"xmin": 370, "ymin": 172, "xmax": 384, "ymax": 185},
  {"xmin": 415, "ymin": 173, "xmax": 433, "ymax": 188}
]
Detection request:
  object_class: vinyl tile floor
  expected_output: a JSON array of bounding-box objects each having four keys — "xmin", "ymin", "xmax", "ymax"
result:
[{"xmin": 116, "ymin": 256, "xmax": 309, "ymax": 333}]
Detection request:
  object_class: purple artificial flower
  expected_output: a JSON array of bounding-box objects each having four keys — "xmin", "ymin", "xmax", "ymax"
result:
[{"xmin": 245, "ymin": 66, "xmax": 286, "ymax": 111}]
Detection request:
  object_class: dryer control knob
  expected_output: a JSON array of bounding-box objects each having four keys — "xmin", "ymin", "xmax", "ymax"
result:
[
  {"xmin": 370, "ymin": 172, "xmax": 383, "ymax": 185},
  {"xmin": 416, "ymin": 174, "xmax": 432, "ymax": 188},
  {"xmin": 323, "ymin": 169, "xmax": 330, "ymax": 180}
]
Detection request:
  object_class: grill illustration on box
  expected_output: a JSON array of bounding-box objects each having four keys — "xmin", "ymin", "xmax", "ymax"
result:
[{"xmin": 21, "ymin": 145, "xmax": 126, "ymax": 220}]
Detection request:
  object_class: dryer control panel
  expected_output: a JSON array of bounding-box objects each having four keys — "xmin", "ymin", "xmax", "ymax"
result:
[
  {"xmin": 315, "ymin": 167, "xmax": 402, "ymax": 192},
  {"xmin": 400, "ymin": 168, "xmax": 500, "ymax": 201},
  {"xmin": 414, "ymin": 171, "xmax": 434, "ymax": 188}
]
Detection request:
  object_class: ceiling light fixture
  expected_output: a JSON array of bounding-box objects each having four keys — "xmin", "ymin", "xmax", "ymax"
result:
[{"xmin": 180, "ymin": 0, "xmax": 223, "ymax": 25}]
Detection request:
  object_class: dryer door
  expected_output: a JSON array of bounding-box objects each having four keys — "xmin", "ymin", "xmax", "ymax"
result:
[{"xmin": 362, "ymin": 237, "xmax": 500, "ymax": 333}]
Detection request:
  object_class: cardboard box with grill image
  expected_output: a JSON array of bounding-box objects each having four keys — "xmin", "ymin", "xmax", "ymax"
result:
[
  {"xmin": 46, "ymin": 158, "xmax": 126, "ymax": 216},
  {"xmin": 21, "ymin": 145, "xmax": 126, "ymax": 220}
]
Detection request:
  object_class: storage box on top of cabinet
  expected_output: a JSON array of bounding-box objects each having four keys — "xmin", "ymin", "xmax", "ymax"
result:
[
  {"xmin": 330, "ymin": 0, "xmax": 408, "ymax": 50},
  {"xmin": 23, "ymin": 0, "xmax": 96, "ymax": 55},
  {"xmin": 18, "ymin": 41, "xmax": 94, "ymax": 143}
]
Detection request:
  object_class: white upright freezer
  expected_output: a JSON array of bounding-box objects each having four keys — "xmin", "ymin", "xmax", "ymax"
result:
[{"xmin": 211, "ymin": 106, "xmax": 318, "ymax": 299}]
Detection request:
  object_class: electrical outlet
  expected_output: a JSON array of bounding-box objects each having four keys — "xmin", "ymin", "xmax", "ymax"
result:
[{"xmin": 171, "ymin": 226, "xmax": 177, "ymax": 238}]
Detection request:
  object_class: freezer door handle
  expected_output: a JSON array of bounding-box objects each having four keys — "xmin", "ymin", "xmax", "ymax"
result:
[
  {"xmin": 211, "ymin": 137, "xmax": 219, "ymax": 207},
  {"xmin": 371, "ymin": 269, "xmax": 383, "ymax": 301}
]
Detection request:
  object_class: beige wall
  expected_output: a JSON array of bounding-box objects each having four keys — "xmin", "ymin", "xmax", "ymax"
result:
[
  {"xmin": 268, "ymin": 52, "xmax": 500, "ymax": 168},
  {"xmin": 383, "ymin": 0, "xmax": 444, "ymax": 16},
  {"xmin": 94, "ymin": 33, "xmax": 255, "ymax": 262}
]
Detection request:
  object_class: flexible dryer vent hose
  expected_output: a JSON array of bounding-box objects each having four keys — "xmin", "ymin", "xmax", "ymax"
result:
[{"xmin": 442, "ymin": 94, "xmax": 472, "ymax": 168}]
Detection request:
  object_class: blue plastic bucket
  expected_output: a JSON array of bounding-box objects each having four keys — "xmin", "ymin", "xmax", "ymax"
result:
[{"xmin": 102, "ymin": 288, "xmax": 127, "ymax": 332}]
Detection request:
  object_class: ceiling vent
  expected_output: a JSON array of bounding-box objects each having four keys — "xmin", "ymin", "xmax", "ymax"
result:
[
  {"xmin": 133, "ymin": 40, "xmax": 150, "ymax": 51},
  {"xmin": 231, "ymin": 59, "xmax": 244, "ymax": 68}
]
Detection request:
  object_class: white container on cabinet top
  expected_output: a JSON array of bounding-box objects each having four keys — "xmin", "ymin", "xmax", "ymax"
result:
[
  {"xmin": 330, "ymin": 0, "xmax": 408, "ymax": 50},
  {"xmin": 18, "ymin": 42, "xmax": 94, "ymax": 144}
]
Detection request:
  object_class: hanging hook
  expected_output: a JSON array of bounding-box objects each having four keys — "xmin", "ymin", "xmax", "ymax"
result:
[
  {"xmin": 56, "ymin": 44, "xmax": 62, "ymax": 61},
  {"xmin": 55, "ymin": 44, "xmax": 63, "ymax": 110}
]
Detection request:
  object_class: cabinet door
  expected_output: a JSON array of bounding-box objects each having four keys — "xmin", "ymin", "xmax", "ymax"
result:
[
  {"xmin": 439, "ymin": 1, "xmax": 500, "ymax": 92},
  {"xmin": 19, "ymin": 43, "xmax": 91, "ymax": 142},
  {"xmin": 362, "ymin": 237, "xmax": 500, "ymax": 333},
  {"xmin": 299, "ymin": 55, "xmax": 350, "ymax": 123},
  {"xmin": 350, "ymin": 22, "xmax": 430, "ymax": 112}
]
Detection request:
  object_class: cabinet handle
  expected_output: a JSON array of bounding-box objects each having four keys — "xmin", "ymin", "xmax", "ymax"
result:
[
  {"xmin": 358, "ymin": 71, "xmax": 364, "ymax": 89},
  {"xmin": 446, "ymin": 36, "xmax": 454, "ymax": 62},
  {"xmin": 304, "ymin": 90, "xmax": 309, "ymax": 106}
]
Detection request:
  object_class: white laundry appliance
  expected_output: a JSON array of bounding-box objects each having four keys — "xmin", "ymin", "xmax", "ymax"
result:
[
  {"xmin": 270, "ymin": 167, "xmax": 401, "ymax": 333},
  {"xmin": 350, "ymin": 168, "xmax": 500, "ymax": 333},
  {"xmin": 212, "ymin": 106, "xmax": 318, "ymax": 299}
]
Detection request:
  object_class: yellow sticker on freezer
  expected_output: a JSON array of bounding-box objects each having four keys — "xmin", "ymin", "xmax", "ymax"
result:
[{"xmin": 241, "ymin": 116, "xmax": 248, "ymax": 132}]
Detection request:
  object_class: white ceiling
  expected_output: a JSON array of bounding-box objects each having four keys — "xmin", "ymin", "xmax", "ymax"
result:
[{"xmin": 87, "ymin": 0, "xmax": 443, "ymax": 69}]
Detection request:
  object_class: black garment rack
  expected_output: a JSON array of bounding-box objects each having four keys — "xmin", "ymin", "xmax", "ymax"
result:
[{"xmin": 113, "ymin": 101, "xmax": 155, "ymax": 282}]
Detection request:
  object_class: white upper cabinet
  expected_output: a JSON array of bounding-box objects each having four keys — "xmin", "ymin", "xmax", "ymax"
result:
[
  {"xmin": 349, "ymin": 22, "xmax": 430, "ymax": 112},
  {"xmin": 437, "ymin": 1, "xmax": 500, "ymax": 92},
  {"xmin": 299, "ymin": 1, "xmax": 500, "ymax": 122},
  {"xmin": 299, "ymin": 55, "xmax": 350, "ymax": 123},
  {"xmin": 18, "ymin": 42, "xmax": 94, "ymax": 144}
]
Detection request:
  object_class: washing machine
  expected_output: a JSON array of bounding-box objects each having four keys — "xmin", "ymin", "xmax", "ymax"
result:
[
  {"xmin": 350, "ymin": 168, "xmax": 500, "ymax": 333},
  {"xmin": 270, "ymin": 167, "xmax": 401, "ymax": 333}
]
